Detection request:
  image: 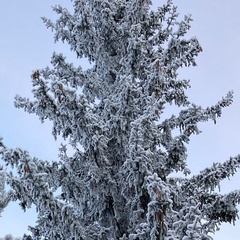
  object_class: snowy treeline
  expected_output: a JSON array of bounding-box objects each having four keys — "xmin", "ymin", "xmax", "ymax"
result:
[{"xmin": 0, "ymin": 234, "xmax": 32, "ymax": 240}]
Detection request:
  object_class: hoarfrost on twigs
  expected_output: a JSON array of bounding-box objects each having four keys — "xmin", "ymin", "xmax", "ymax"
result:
[{"xmin": 0, "ymin": 0, "xmax": 240, "ymax": 239}]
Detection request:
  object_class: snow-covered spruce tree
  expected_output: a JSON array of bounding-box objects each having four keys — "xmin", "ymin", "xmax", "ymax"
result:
[
  {"xmin": 0, "ymin": 166, "xmax": 11, "ymax": 216},
  {"xmin": 0, "ymin": 0, "xmax": 240, "ymax": 239},
  {"xmin": 21, "ymin": 234, "xmax": 33, "ymax": 240}
]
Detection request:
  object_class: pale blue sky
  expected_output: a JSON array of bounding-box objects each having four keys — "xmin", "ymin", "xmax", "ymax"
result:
[{"xmin": 0, "ymin": 1, "xmax": 240, "ymax": 239}]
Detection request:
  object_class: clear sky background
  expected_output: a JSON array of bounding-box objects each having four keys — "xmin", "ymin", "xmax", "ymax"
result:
[{"xmin": 0, "ymin": 0, "xmax": 240, "ymax": 239}]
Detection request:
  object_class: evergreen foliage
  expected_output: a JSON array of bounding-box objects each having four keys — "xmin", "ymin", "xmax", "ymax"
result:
[
  {"xmin": 0, "ymin": 0, "xmax": 240, "ymax": 239},
  {"xmin": 22, "ymin": 234, "xmax": 33, "ymax": 240},
  {"xmin": 0, "ymin": 166, "xmax": 11, "ymax": 216}
]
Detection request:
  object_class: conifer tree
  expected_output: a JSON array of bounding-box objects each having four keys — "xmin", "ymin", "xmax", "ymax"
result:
[
  {"xmin": 0, "ymin": 0, "xmax": 240, "ymax": 239},
  {"xmin": 0, "ymin": 167, "xmax": 11, "ymax": 216},
  {"xmin": 22, "ymin": 234, "xmax": 33, "ymax": 240}
]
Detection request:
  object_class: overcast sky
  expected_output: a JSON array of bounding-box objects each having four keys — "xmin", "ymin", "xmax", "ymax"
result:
[{"xmin": 0, "ymin": 1, "xmax": 240, "ymax": 239}]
